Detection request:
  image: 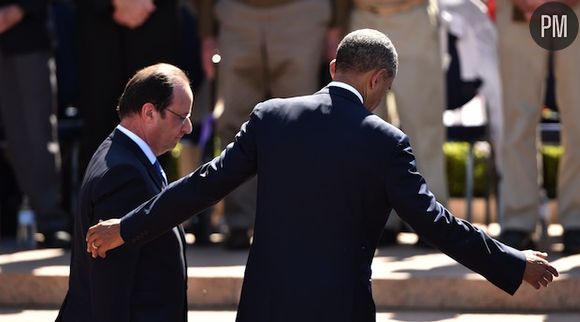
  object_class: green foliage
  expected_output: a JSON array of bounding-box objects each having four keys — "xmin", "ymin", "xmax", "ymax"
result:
[
  {"xmin": 444, "ymin": 142, "xmax": 491, "ymax": 197},
  {"xmin": 542, "ymin": 145, "xmax": 563, "ymax": 198},
  {"xmin": 444, "ymin": 142, "xmax": 563, "ymax": 198}
]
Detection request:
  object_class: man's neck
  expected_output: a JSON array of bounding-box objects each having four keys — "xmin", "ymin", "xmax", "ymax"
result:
[
  {"xmin": 119, "ymin": 118, "xmax": 158, "ymax": 157},
  {"xmin": 120, "ymin": 119, "xmax": 143, "ymax": 139}
]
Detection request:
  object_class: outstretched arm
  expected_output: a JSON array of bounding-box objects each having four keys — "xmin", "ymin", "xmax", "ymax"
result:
[{"xmin": 385, "ymin": 135, "xmax": 558, "ymax": 294}]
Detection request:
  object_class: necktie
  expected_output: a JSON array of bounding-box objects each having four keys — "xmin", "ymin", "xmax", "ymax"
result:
[{"xmin": 153, "ymin": 160, "xmax": 167, "ymax": 185}]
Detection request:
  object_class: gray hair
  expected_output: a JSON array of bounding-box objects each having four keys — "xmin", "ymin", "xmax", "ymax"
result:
[{"xmin": 335, "ymin": 29, "xmax": 398, "ymax": 77}]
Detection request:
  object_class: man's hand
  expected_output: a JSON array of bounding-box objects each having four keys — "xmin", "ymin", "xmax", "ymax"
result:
[
  {"xmin": 522, "ymin": 250, "xmax": 559, "ymax": 289},
  {"xmin": 112, "ymin": 0, "xmax": 156, "ymax": 29},
  {"xmin": 86, "ymin": 219, "xmax": 124, "ymax": 259},
  {"xmin": 0, "ymin": 4, "xmax": 24, "ymax": 34}
]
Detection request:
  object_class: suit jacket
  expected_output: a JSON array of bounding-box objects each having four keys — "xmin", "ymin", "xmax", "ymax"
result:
[
  {"xmin": 57, "ymin": 129, "xmax": 188, "ymax": 322},
  {"xmin": 120, "ymin": 86, "xmax": 526, "ymax": 322}
]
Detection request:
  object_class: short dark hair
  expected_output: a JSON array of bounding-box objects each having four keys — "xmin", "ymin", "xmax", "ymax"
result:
[
  {"xmin": 117, "ymin": 63, "xmax": 190, "ymax": 119},
  {"xmin": 335, "ymin": 29, "xmax": 398, "ymax": 77}
]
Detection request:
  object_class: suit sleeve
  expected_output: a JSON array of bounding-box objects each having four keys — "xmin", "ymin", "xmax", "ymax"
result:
[
  {"xmin": 385, "ymin": 135, "xmax": 526, "ymax": 295},
  {"xmin": 88, "ymin": 165, "xmax": 152, "ymax": 322},
  {"xmin": 120, "ymin": 106, "xmax": 261, "ymax": 246}
]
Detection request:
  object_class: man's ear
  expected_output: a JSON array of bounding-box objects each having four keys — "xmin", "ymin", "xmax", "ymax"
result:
[
  {"xmin": 141, "ymin": 103, "xmax": 156, "ymax": 123},
  {"xmin": 329, "ymin": 59, "xmax": 337, "ymax": 80},
  {"xmin": 370, "ymin": 69, "xmax": 386, "ymax": 90}
]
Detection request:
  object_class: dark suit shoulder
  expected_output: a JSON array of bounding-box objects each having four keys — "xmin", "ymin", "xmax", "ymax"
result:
[
  {"xmin": 359, "ymin": 113, "xmax": 409, "ymax": 152},
  {"xmin": 254, "ymin": 93, "xmax": 321, "ymax": 114},
  {"xmin": 84, "ymin": 136, "xmax": 154, "ymax": 203},
  {"xmin": 362, "ymin": 113, "xmax": 404, "ymax": 137},
  {"xmin": 91, "ymin": 163, "xmax": 148, "ymax": 203}
]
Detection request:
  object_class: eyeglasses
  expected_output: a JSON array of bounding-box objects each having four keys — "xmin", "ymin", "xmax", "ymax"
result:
[{"xmin": 165, "ymin": 108, "xmax": 191, "ymax": 125}]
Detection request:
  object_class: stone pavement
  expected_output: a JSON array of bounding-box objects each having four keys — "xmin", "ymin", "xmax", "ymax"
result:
[{"xmin": 1, "ymin": 223, "xmax": 579, "ymax": 313}]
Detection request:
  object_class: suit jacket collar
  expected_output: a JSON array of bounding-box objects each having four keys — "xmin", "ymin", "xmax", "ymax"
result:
[
  {"xmin": 116, "ymin": 124, "xmax": 157, "ymax": 164},
  {"xmin": 328, "ymin": 81, "xmax": 363, "ymax": 103},
  {"xmin": 110, "ymin": 129, "xmax": 166, "ymax": 190},
  {"xmin": 317, "ymin": 85, "xmax": 367, "ymax": 109}
]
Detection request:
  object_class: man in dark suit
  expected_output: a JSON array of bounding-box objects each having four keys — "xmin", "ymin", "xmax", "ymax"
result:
[
  {"xmin": 87, "ymin": 30, "xmax": 558, "ymax": 322},
  {"xmin": 57, "ymin": 63, "xmax": 193, "ymax": 322}
]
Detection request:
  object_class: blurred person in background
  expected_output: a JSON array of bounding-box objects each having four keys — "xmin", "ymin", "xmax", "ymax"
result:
[
  {"xmin": 0, "ymin": 0, "xmax": 69, "ymax": 247},
  {"xmin": 197, "ymin": 0, "xmax": 349, "ymax": 249},
  {"xmin": 497, "ymin": 0, "xmax": 580, "ymax": 253}
]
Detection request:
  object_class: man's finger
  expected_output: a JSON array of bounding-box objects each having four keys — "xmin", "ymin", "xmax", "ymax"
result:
[
  {"xmin": 86, "ymin": 234, "xmax": 95, "ymax": 249},
  {"xmin": 98, "ymin": 248, "xmax": 107, "ymax": 259},
  {"xmin": 86, "ymin": 226, "xmax": 94, "ymax": 242},
  {"xmin": 546, "ymin": 264, "xmax": 559, "ymax": 277},
  {"xmin": 86, "ymin": 233, "xmax": 95, "ymax": 252},
  {"xmin": 535, "ymin": 251, "xmax": 548, "ymax": 259},
  {"xmin": 88, "ymin": 238, "xmax": 99, "ymax": 257},
  {"xmin": 86, "ymin": 222, "xmax": 101, "ymax": 242},
  {"xmin": 86, "ymin": 226, "xmax": 100, "ymax": 252}
]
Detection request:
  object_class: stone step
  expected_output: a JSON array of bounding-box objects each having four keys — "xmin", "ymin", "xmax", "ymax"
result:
[{"xmin": 1, "ymin": 224, "xmax": 578, "ymax": 311}]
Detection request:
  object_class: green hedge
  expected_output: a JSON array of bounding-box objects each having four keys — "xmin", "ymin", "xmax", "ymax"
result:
[
  {"xmin": 444, "ymin": 142, "xmax": 563, "ymax": 198},
  {"xmin": 542, "ymin": 145, "xmax": 563, "ymax": 198},
  {"xmin": 445, "ymin": 142, "xmax": 490, "ymax": 197}
]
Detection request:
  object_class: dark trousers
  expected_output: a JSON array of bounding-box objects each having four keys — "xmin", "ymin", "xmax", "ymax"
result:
[{"xmin": 0, "ymin": 50, "xmax": 66, "ymax": 233}]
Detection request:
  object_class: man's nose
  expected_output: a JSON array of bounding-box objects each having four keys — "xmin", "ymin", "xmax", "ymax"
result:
[{"xmin": 182, "ymin": 117, "xmax": 193, "ymax": 134}]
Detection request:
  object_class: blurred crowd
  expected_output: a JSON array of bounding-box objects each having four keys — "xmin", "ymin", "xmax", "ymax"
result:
[{"xmin": 0, "ymin": 0, "xmax": 579, "ymax": 253}]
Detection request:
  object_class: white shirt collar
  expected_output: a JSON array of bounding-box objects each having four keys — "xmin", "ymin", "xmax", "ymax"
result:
[
  {"xmin": 116, "ymin": 124, "xmax": 157, "ymax": 165},
  {"xmin": 328, "ymin": 81, "xmax": 364, "ymax": 104}
]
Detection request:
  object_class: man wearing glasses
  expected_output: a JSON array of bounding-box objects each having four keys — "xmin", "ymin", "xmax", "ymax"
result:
[{"xmin": 56, "ymin": 63, "xmax": 193, "ymax": 322}]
